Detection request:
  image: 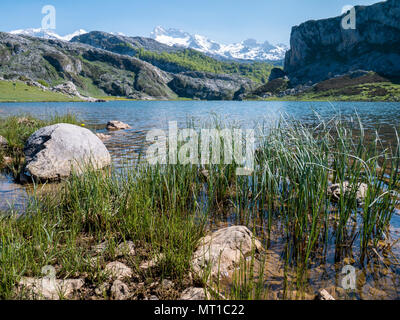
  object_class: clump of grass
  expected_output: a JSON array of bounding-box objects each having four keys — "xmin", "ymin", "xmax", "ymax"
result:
[{"xmin": 0, "ymin": 162, "xmax": 207, "ymax": 299}]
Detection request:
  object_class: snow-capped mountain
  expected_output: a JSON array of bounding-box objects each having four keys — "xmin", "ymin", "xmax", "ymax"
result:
[
  {"xmin": 10, "ymin": 28, "xmax": 87, "ymax": 42},
  {"xmin": 150, "ymin": 26, "xmax": 288, "ymax": 61}
]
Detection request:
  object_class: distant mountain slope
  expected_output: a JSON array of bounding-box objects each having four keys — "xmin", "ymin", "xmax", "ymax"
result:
[
  {"xmin": 10, "ymin": 28, "xmax": 87, "ymax": 42},
  {"xmin": 0, "ymin": 32, "xmax": 256, "ymax": 100},
  {"xmin": 72, "ymin": 31, "xmax": 275, "ymax": 83},
  {"xmin": 150, "ymin": 26, "xmax": 288, "ymax": 62},
  {"xmin": 284, "ymin": 0, "xmax": 400, "ymax": 85}
]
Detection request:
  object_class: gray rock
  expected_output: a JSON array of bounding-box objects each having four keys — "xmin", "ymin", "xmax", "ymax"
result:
[
  {"xmin": 51, "ymin": 81, "xmax": 99, "ymax": 102},
  {"xmin": 24, "ymin": 123, "xmax": 111, "ymax": 181},
  {"xmin": 105, "ymin": 261, "xmax": 133, "ymax": 280},
  {"xmin": 110, "ymin": 280, "xmax": 130, "ymax": 300},
  {"xmin": 0, "ymin": 135, "xmax": 8, "ymax": 149},
  {"xmin": 192, "ymin": 226, "xmax": 263, "ymax": 278},
  {"xmin": 17, "ymin": 277, "xmax": 84, "ymax": 300},
  {"xmin": 180, "ymin": 287, "xmax": 209, "ymax": 300},
  {"xmin": 116, "ymin": 241, "xmax": 136, "ymax": 257},
  {"xmin": 328, "ymin": 181, "xmax": 368, "ymax": 203}
]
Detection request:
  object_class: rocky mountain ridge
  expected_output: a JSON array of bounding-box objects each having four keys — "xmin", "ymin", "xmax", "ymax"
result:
[
  {"xmin": 0, "ymin": 32, "xmax": 256, "ymax": 100},
  {"xmin": 151, "ymin": 26, "xmax": 288, "ymax": 62},
  {"xmin": 10, "ymin": 28, "xmax": 88, "ymax": 42}
]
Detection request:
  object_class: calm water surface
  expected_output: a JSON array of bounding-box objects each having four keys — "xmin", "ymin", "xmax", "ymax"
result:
[{"xmin": 1, "ymin": 100, "xmax": 400, "ymax": 211}]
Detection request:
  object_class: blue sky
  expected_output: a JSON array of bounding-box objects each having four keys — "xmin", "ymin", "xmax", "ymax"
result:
[{"xmin": 0, "ymin": 0, "xmax": 382, "ymax": 45}]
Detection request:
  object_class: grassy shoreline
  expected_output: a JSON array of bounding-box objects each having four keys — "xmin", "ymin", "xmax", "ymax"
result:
[
  {"xmin": 1, "ymin": 114, "xmax": 400, "ymax": 300},
  {"xmin": 2, "ymin": 80, "xmax": 400, "ymax": 103}
]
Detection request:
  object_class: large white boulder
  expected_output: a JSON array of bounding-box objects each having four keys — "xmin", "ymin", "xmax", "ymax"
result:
[{"xmin": 24, "ymin": 123, "xmax": 111, "ymax": 181}]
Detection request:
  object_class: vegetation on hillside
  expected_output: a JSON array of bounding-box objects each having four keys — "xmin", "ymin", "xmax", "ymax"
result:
[{"xmin": 134, "ymin": 48, "xmax": 275, "ymax": 83}]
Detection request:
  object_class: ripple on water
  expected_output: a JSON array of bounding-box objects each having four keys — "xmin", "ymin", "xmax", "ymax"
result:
[{"xmin": 0, "ymin": 173, "xmax": 29, "ymax": 213}]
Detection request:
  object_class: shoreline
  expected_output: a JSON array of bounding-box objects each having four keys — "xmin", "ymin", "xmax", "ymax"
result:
[{"xmin": 2, "ymin": 97, "xmax": 400, "ymax": 103}]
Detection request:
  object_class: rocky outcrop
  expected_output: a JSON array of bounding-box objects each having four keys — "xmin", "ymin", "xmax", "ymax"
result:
[
  {"xmin": 51, "ymin": 81, "xmax": 99, "ymax": 102},
  {"xmin": 168, "ymin": 72, "xmax": 256, "ymax": 100},
  {"xmin": 24, "ymin": 123, "xmax": 111, "ymax": 181},
  {"xmin": 284, "ymin": 0, "xmax": 400, "ymax": 85},
  {"xmin": 192, "ymin": 226, "xmax": 263, "ymax": 278}
]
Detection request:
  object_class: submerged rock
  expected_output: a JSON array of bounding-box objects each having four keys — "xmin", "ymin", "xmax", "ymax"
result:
[
  {"xmin": 106, "ymin": 120, "xmax": 132, "ymax": 131},
  {"xmin": 328, "ymin": 181, "xmax": 368, "ymax": 203},
  {"xmin": 24, "ymin": 123, "xmax": 111, "ymax": 181},
  {"xmin": 17, "ymin": 277, "xmax": 84, "ymax": 300},
  {"xmin": 192, "ymin": 226, "xmax": 263, "ymax": 278}
]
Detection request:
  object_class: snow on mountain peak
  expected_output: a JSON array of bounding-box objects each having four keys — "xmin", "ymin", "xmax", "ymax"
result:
[
  {"xmin": 10, "ymin": 28, "xmax": 88, "ymax": 41},
  {"xmin": 150, "ymin": 27, "xmax": 288, "ymax": 61}
]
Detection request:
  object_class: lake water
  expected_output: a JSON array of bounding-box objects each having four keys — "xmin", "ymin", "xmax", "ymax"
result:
[
  {"xmin": 1, "ymin": 100, "xmax": 400, "ymax": 211},
  {"xmin": 1, "ymin": 100, "xmax": 400, "ymax": 299}
]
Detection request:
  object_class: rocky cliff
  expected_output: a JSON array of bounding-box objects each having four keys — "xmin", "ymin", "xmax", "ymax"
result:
[{"xmin": 284, "ymin": 0, "xmax": 400, "ymax": 85}]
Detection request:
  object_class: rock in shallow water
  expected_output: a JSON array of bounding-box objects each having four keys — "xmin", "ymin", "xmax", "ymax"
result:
[
  {"xmin": 106, "ymin": 121, "xmax": 132, "ymax": 131},
  {"xmin": 328, "ymin": 181, "xmax": 368, "ymax": 203},
  {"xmin": 24, "ymin": 123, "xmax": 111, "ymax": 181},
  {"xmin": 192, "ymin": 226, "xmax": 263, "ymax": 278}
]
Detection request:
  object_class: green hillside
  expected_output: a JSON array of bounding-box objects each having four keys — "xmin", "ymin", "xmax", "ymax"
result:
[
  {"xmin": 135, "ymin": 48, "xmax": 274, "ymax": 83},
  {"xmin": 0, "ymin": 81, "xmax": 82, "ymax": 102}
]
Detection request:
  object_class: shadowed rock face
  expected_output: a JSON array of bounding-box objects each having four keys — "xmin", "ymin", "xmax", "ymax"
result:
[
  {"xmin": 24, "ymin": 123, "xmax": 111, "ymax": 181},
  {"xmin": 284, "ymin": 0, "xmax": 400, "ymax": 85},
  {"xmin": 168, "ymin": 71, "xmax": 256, "ymax": 100}
]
